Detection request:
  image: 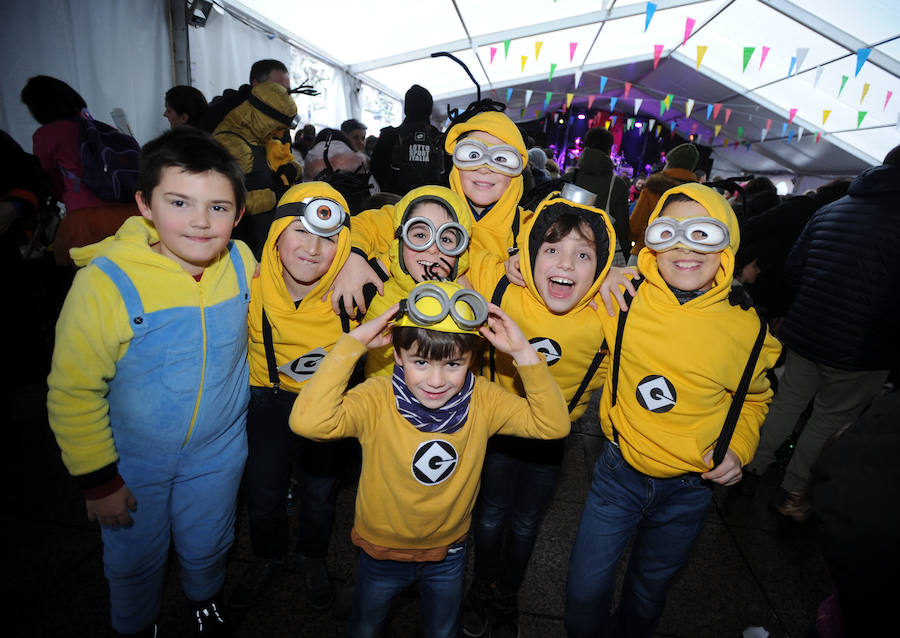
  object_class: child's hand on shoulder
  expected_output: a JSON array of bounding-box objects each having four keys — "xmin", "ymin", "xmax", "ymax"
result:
[
  {"xmin": 86, "ymin": 484, "xmax": 138, "ymax": 529},
  {"xmin": 348, "ymin": 303, "xmax": 398, "ymax": 350},
  {"xmin": 505, "ymin": 254, "xmax": 525, "ymax": 287},
  {"xmin": 597, "ymin": 266, "xmax": 642, "ymax": 316},
  {"xmin": 326, "ymin": 251, "xmax": 384, "ymax": 317},
  {"xmin": 701, "ymin": 449, "xmax": 742, "ymax": 486},
  {"xmin": 479, "ymin": 303, "xmax": 539, "ymax": 365}
]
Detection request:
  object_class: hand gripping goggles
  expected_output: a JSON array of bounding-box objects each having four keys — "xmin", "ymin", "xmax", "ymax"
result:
[
  {"xmin": 395, "ymin": 282, "xmax": 489, "ymax": 335},
  {"xmin": 452, "ymin": 139, "xmax": 524, "ymax": 177},
  {"xmin": 274, "ymin": 197, "xmax": 348, "ymax": 237},
  {"xmin": 399, "ymin": 215, "xmax": 469, "ymax": 257},
  {"xmin": 644, "ymin": 217, "xmax": 730, "ymax": 253}
]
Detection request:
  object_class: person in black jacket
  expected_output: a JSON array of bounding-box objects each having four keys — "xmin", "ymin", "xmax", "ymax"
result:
[{"xmin": 743, "ymin": 145, "xmax": 900, "ymax": 521}]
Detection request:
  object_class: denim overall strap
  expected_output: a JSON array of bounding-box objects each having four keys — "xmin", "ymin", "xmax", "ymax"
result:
[
  {"xmin": 226, "ymin": 241, "xmax": 250, "ymax": 302},
  {"xmin": 93, "ymin": 257, "xmax": 148, "ymax": 338}
]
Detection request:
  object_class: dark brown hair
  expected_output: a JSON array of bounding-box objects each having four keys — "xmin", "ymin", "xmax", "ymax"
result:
[{"xmin": 392, "ymin": 326, "xmax": 482, "ymax": 362}]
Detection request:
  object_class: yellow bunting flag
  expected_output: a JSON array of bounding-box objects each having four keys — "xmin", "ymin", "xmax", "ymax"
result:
[
  {"xmin": 566, "ymin": 93, "xmax": 574, "ymax": 108},
  {"xmin": 685, "ymin": 99, "xmax": 695, "ymax": 118},
  {"xmin": 696, "ymin": 45, "xmax": 707, "ymax": 71},
  {"xmin": 535, "ymin": 41, "xmax": 543, "ymax": 62},
  {"xmin": 714, "ymin": 124, "xmax": 722, "ymax": 137},
  {"xmin": 656, "ymin": 124, "xmax": 662, "ymax": 136},
  {"xmin": 521, "ymin": 55, "xmax": 527, "ymax": 72},
  {"xmin": 861, "ymin": 83, "xmax": 870, "ymax": 104},
  {"xmin": 822, "ymin": 109, "xmax": 831, "ymax": 126}
]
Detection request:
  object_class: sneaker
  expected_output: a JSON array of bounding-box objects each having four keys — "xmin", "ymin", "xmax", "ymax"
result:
[
  {"xmin": 775, "ymin": 488, "xmax": 811, "ymax": 523},
  {"xmin": 462, "ymin": 581, "xmax": 494, "ymax": 637},
  {"xmin": 294, "ymin": 554, "xmax": 335, "ymax": 611},
  {"xmin": 491, "ymin": 591, "xmax": 520, "ymax": 638},
  {"xmin": 229, "ymin": 557, "xmax": 283, "ymax": 610},
  {"xmin": 191, "ymin": 597, "xmax": 230, "ymax": 636}
]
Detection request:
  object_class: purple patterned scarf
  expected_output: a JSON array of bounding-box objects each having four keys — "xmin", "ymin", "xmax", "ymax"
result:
[{"xmin": 391, "ymin": 364, "xmax": 475, "ymax": 434}]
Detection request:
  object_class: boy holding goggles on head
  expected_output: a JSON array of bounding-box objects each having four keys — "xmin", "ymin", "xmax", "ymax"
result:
[
  {"xmin": 565, "ymin": 183, "xmax": 781, "ymax": 638},
  {"xmin": 290, "ymin": 281, "xmax": 569, "ymax": 638}
]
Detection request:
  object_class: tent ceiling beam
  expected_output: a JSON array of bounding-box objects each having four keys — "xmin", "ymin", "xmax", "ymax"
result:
[{"xmin": 349, "ymin": 0, "xmax": 710, "ymax": 74}]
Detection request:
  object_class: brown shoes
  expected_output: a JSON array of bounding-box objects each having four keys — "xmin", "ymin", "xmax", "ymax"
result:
[{"xmin": 775, "ymin": 488, "xmax": 811, "ymax": 523}]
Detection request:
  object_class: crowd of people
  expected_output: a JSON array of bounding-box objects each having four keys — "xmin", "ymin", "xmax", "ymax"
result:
[{"xmin": 2, "ymin": 56, "xmax": 898, "ymax": 638}]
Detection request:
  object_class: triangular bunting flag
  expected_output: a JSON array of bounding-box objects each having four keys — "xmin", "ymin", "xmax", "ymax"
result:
[
  {"xmin": 814, "ymin": 65, "xmax": 823, "ymax": 88},
  {"xmin": 724, "ymin": 108, "xmax": 732, "ymax": 124},
  {"xmin": 685, "ymin": 98, "xmax": 695, "ymax": 118},
  {"xmin": 520, "ymin": 108, "xmax": 525, "ymax": 118},
  {"xmin": 838, "ymin": 75, "xmax": 849, "ymax": 97},
  {"xmin": 611, "ymin": 115, "xmax": 618, "ymax": 127},
  {"xmin": 696, "ymin": 45, "xmax": 707, "ymax": 71},
  {"xmin": 645, "ymin": 2, "xmax": 657, "ymax": 32},
  {"xmin": 795, "ymin": 48, "xmax": 809, "ymax": 74},
  {"xmin": 737, "ymin": 126, "xmax": 744, "ymax": 140},
  {"xmin": 521, "ymin": 56, "xmax": 527, "ymax": 72},
  {"xmin": 610, "ymin": 97, "xmax": 618, "ymax": 112},
  {"xmin": 490, "ymin": 47, "xmax": 497, "ymax": 64},
  {"xmin": 759, "ymin": 46, "xmax": 770, "ymax": 70},
  {"xmin": 765, "ymin": 118, "xmax": 772, "ymax": 132},
  {"xmin": 706, "ymin": 103, "xmax": 713, "ymax": 120},
  {"xmin": 524, "ymin": 90, "xmax": 533, "ymax": 107},
  {"xmin": 605, "ymin": 121, "xmax": 611, "ymax": 130},
  {"xmin": 789, "ymin": 108, "xmax": 797, "ymax": 124},
  {"xmin": 743, "ymin": 47, "xmax": 755, "ymax": 72},
  {"xmin": 624, "ymin": 82, "xmax": 632, "ymax": 99},
  {"xmin": 723, "ymin": 138, "xmax": 729, "ymax": 148},
  {"xmin": 548, "ymin": 64, "xmax": 557, "ymax": 82},
  {"xmin": 714, "ymin": 124, "xmax": 722, "ymax": 138},
  {"xmin": 569, "ymin": 42, "xmax": 577, "ymax": 63},
  {"xmin": 534, "ymin": 42, "xmax": 544, "ymax": 63},
  {"xmin": 683, "ymin": 18, "xmax": 695, "ymax": 46},
  {"xmin": 599, "ymin": 76, "xmax": 608, "ymax": 94},
  {"xmin": 713, "ymin": 103, "xmax": 722, "ymax": 119},
  {"xmin": 503, "ymin": 40, "xmax": 511, "ymax": 59},
  {"xmin": 544, "ymin": 91, "xmax": 552, "ymax": 107},
  {"xmin": 797, "ymin": 126, "xmax": 804, "ymax": 141},
  {"xmin": 627, "ymin": 118, "xmax": 634, "ymax": 130},
  {"xmin": 588, "ymin": 95, "xmax": 596, "ymax": 109},
  {"xmin": 634, "ymin": 98, "xmax": 643, "ymax": 115},
  {"xmin": 649, "ymin": 118, "xmax": 657, "ymax": 132},
  {"xmin": 670, "ymin": 121, "xmax": 677, "ymax": 134},
  {"xmin": 822, "ymin": 109, "xmax": 831, "ymax": 126},
  {"xmin": 816, "ymin": 131, "xmax": 821, "ymax": 143},
  {"xmin": 781, "ymin": 123, "xmax": 788, "ymax": 137},
  {"xmin": 760, "ymin": 128, "xmax": 767, "ymax": 142},
  {"xmin": 857, "ymin": 111, "xmax": 867, "ymax": 128},
  {"xmin": 856, "ymin": 48, "xmax": 871, "ymax": 76},
  {"xmin": 536, "ymin": 109, "xmax": 541, "ymax": 118},
  {"xmin": 506, "ymin": 88, "xmax": 513, "ymax": 102},
  {"xmin": 788, "ymin": 129, "xmax": 795, "ymax": 142},
  {"xmin": 860, "ymin": 83, "xmax": 870, "ymax": 103},
  {"xmin": 566, "ymin": 93, "xmax": 574, "ymax": 108},
  {"xmin": 886, "ymin": 91, "xmax": 894, "ymax": 111},
  {"xmin": 574, "ymin": 70, "xmax": 583, "ymax": 89},
  {"xmin": 656, "ymin": 124, "xmax": 662, "ymax": 137},
  {"xmin": 787, "ymin": 56, "xmax": 797, "ymax": 77},
  {"xmin": 653, "ymin": 45, "xmax": 664, "ymax": 69}
]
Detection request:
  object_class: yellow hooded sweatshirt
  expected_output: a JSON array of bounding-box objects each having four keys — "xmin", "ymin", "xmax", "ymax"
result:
[
  {"xmin": 467, "ymin": 190, "xmax": 615, "ymax": 420},
  {"xmin": 599, "ymin": 182, "xmax": 782, "ymax": 477},
  {"xmin": 214, "ymin": 82, "xmax": 298, "ymax": 216},
  {"xmin": 349, "ymin": 110, "xmax": 528, "ymax": 263},
  {"xmin": 248, "ymin": 182, "xmax": 354, "ymax": 393},
  {"xmin": 361, "ymin": 185, "xmax": 473, "ymax": 377}
]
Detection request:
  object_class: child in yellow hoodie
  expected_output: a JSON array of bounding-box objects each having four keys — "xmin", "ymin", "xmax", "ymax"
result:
[
  {"xmin": 234, "ymin": 182, "xmax": 354, "ymax": 612},
  {"xmin": 565, "ymin": 183, "xmax": 781, "ymax": 638}
]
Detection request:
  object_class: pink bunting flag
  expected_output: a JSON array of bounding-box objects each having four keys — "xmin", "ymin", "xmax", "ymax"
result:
[
  {"xmin": 713, "ymin": 103, "xmax": 722, "ymax": 120},
  {"xmin": 789, "ymin": 108, "xmax": 798, "ymax": 124},
  {"xmin": 490, "ymin": 47, "xmax": 497, "ymax": 64},
  {"xmin": 816, "ymin": 131, "xmax": 821, "ymax": 143},
  {"xmin": 886, "ymin": 91, "xmax": 894, "ymax": 111},
  {"xmin": 724, "ymin": 108, "xmax": 732, "ymax": 124},
  {"xmin": 588, "ymin": 95, "xmax": 596, "ymax": 110},
  {"xmin": 765, "ymin": 118, "xmax": 772, "ymax": 132},
  {"xmin": 624, "ymin": 82, "xmax": 632, "ymax": 99},
  {"xmin": 569, "ymin": 42, "xmax": 578, "ymax": 63},
  {"xmin": 683, "ymin": 18, "xmax": 695, "ymax": 46},
  {"xmin": 653, "ymin": 44, "xmax": 664, "ymax": 69},
  {"xmin": 759, "ymin": 46, "xmax": 770, "ymax": 70}
]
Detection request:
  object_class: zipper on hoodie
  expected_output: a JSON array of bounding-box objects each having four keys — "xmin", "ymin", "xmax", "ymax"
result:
[{"xmin": 183, "ymin": 278, "xmax": 207, "ymax": 447}]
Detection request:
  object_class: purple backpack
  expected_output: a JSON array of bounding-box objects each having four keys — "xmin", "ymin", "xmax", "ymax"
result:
[{"xmin": 76, "ymin": 117, "xmax": 141, "ymax": 203}]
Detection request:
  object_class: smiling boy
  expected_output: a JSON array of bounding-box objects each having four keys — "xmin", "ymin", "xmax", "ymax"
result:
[{"xmin": 46, "ymin": 127, "xmax": 255, "ymax": 636}]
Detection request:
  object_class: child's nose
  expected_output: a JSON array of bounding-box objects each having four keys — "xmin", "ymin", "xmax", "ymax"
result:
[{"xmin": 305, "ymin": 236, "xmax": 322, "ymax": 255}]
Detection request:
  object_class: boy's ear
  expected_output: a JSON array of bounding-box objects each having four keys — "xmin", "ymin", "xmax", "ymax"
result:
[
  {"xmin": 393, "ymin": 348, "xmax": 403, "ymax": 367},
  {"xmin": 233, "ymin": 205, "xmax": 246, "ymax": 227},
  {"xmin": 135, "ymin": 191, "xmax": 152, "ymax": 220}
]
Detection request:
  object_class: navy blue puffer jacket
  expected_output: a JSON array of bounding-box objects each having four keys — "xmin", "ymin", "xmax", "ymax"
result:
[{"xmin": 780, "ymin": 164, "xmax": 900, "ymax": 371}]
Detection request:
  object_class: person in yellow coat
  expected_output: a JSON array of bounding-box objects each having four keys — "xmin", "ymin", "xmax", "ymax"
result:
[
  {"xmin": 566, "ymin": 183, "xmax": 781, "ymax": 638},
  {"xmin": 234, "ymin": 182, "xmax": 354, "ymax": 612}
]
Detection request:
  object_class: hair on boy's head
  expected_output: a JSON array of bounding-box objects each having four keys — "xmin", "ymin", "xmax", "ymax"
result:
[
  {"xmin": 658, "ymin": 192, "xmax": 699, "ymax": 213},
  {"xmin": 165, "ymin": 85, "xmax": 209, "ymax": 125},
  {"xmin": 21, "ymin": 75, "xmax": 87, "ymax": 125},
  {"xmin": 136, "ymin": 128, "xmax": 246, "ymax": 212},
  {"xmin": 542, "ymin": 212, "xmax": 594, "ymax": 245},
  {"xmin": 249, "ymin": 59, "xmax": 288, "ymax": 84},
  {"xmin": 583, "ymin": 127, "xmax": 614, "ymax": 154},
  {"xmin": 884, "ymin": 144, "xmax": 900, "ymax": 167},
  {"xmin": 392, "ymin": 326, "xmax": 482, "ymax": 362}
]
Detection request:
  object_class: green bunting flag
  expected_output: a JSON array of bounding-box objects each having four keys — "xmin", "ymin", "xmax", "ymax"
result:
[{"xmin": 742, "ymin": 47, "xmax": 755, "ymax": 72}]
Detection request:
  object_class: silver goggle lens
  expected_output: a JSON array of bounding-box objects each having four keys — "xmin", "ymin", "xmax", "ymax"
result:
[
  {"xmin": 645, "ymin": 217, "xmax": 729, "ymax": 253},
  {"xmin": 401, "ymin": 216, "xmax": 470, "ymax": 257},
  {"xmin": 405, "ymin": 284, "xmax": 489, "ymax": 330},
  {"xmin": 300, "ymin": 197, "xmax": 346, "ymax": 237},
  {"xmin": 452, "ymin": 139, "xmax": 524, "ymax": 176}
]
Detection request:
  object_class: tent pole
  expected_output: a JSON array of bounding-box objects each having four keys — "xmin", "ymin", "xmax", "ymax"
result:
[{"xmin": 170, "ymin": 0, "xmax": 192, "ymax": 86}]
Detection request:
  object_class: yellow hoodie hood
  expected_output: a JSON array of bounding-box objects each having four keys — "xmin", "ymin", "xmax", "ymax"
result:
[
  {"xmin": 217, "ymin": 81, "xmax": 297, "ymax": 143},
  {"xmin": 637, "ymin": 182, "xmax": 740, "ymax": 309}
]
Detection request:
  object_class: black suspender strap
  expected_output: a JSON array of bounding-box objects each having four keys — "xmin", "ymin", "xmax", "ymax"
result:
[
  {"xmin": 568, "ymin": 341, "xmax": 608, "ymax": 414},
  {"xmin": 711, "ymin": 314, "xmax": 768, "ymax": 467},
  {"xmin": 261, "ymin": 309, "xmax": 280, "ymax": 392},
  {"xmin": 609, "ymin": 280, "xmax": 642, "ymax": 407},
  {"xmin": 510, "ymin": 208, "xmax": 520, "ymax": 254},
  {"xmin": 487, "ymin": 276, "xmax": 511, "ymax": 381}
]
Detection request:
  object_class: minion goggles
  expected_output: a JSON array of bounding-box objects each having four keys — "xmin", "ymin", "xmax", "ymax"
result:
[
  {"xmin": 395, "ymin": 283, "xmax": 489, "ymax": 335},
  {"xmin": 645, "ymin": 217, "xmax": 730, "ymax": 253},
  {"xmin": 274, "ymin": 197, "xmax": 348, "ymax": 237},
  {"xmin": 452, "ymin": 139, "xmax": 524, "ymax": 177},
  {"xmin": 399, "ymin": 216, "xmax": 469, "ymax": 257}
]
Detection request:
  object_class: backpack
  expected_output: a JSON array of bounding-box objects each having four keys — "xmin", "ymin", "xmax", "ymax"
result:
[
  {"xmin": 76, "ymin": 117, "xmax": 141, "ymax": 203},
  {"xmin": 390, "ymin": 120, "xmax": 444, "ymax": 193}
]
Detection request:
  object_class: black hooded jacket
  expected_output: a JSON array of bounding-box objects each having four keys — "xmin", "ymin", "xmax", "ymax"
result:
[{"xmin": 780, "ymin": 165, "xmax": 900, "ymax": 370}]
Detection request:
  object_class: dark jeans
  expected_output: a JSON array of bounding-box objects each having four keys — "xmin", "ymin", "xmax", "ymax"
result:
[
  {"xmin": 472, "ymin": 436, "xmax": 563, "ymax": 594},
  {"xmin": 565, "ymin": 441, "xmax": 712, "ymax": 638},
  {"xmin": 245, "ymin": 386, "xmax": 340, "ymax": 559}
]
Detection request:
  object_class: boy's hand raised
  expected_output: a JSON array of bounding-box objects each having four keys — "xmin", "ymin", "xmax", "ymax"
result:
[
  {"xmin": 597, "ymin": 266, "xmax": 641, "ymax": 316},
  {"xmin": 348, "ymin": 303, "xmax": 398, "ymax": 350},
  {"xmin": 326, "ymin": 252, "xmax": 384, "ymax": 317},
  {"xmin": 86, "ymin": 484, "xmax": 138, "ymax": 530},
  {"xmin": 479, "ymin": 303, "xmax": 539, "ymax": 366}
]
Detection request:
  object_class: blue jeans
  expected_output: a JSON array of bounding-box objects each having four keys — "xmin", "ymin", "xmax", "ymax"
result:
[
  {"xmin": 565, "ymin": 441, "xmax": 712, "ymax": 638},
  {"xmin": 245, "ymin": 386, "xmax": 340, "ymax": 559},
  {"xmin": 347, "ymin": 543, "xmax": 467, "ymax": 638},
  {"xmin": 472, "ymin": 438, "xmax": 563, "ymax": 594}
]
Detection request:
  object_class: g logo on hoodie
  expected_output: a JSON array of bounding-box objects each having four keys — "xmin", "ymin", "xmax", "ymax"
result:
[
  {"xmin": 529, "ymin": 337, "xmax": 562, "ymax": 366},
  {"xmin": 636, "ymin": 375, "xmax": 677, "ymax": 413},
  {"xmin": 412, "ymin": 440, "xmax": 458, "ymax": 485}
]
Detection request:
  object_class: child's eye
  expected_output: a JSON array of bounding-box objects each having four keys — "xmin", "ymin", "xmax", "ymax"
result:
[
  {"xmin": 690, "ymin": 230, "xmax": 709, "ymax": 240},
  {"xmin": 414, "ymin": 359, "xmax": 428, "ymax": 367},
  {"xmin": 545, "ymin": 247, "xmax": 557, "ymax": 254},
  {"xmin": 578, "ymin": 252, "xmax": 593, "ymax": 260},
  {"xmin": 170, "ymin": 199, "xmax": 186, "ymax": 208},
  {"xmin": 211, "ymin": 204, "xmax": 229, "ymax": 213}
]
